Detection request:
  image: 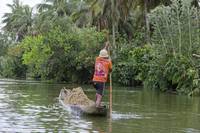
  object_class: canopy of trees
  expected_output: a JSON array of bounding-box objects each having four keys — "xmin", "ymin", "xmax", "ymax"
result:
[{"xmin": 0, "ymin": 0, "xmax": 200, "ymax": 96}]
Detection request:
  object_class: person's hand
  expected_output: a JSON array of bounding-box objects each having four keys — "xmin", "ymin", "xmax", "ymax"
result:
[{"xmin": 104, "ymin": 41, "xmax": 110, "ymax": 50}]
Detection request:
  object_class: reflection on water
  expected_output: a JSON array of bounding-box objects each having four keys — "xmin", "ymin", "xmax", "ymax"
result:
[
  {"xmin": 111, "ymin": 111, "xmax": 144, "ymax": 120},
  {"xmin": 0, "ymin": 79, "xmax": 200, "ymax": 133}
]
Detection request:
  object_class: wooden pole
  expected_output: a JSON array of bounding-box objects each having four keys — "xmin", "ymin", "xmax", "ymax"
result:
[
  {"xmin": 107, "ymin": 39, "xmax": 112, "ymax": 118},
  {"xmin": 107, "ymin": 42, "xmax": 112, "ymax": 118},
  {"xmin": 108, "ymin": 50, "xmax": 112, "ymax": 129},
  {"xmin": 109, "ymin": 72, "xmax": 112, "ymax": 117},
  {"xmin": 110, "ymin": 0, "xmax": 115, "ymax": 118}
]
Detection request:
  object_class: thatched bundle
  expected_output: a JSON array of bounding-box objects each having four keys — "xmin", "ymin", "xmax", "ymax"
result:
[{"xmin": 62, "ymin": 87, "xmax": 95, "ymax": 106}]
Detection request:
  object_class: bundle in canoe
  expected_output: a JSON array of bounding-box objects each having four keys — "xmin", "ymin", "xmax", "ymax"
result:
[{"xmin": 59, "ymin": 87, "xmax": 108, "ymax": 116}]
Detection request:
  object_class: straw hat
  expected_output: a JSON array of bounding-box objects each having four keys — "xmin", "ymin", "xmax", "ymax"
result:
[{"xmin": 99, "ymin": 49, "xmax": 109, "ymax": 58}]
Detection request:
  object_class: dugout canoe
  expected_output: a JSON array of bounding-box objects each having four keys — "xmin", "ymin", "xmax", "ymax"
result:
[{"xmin": 59, "ymin": 88, "xmax": 108, "ymax": 116}]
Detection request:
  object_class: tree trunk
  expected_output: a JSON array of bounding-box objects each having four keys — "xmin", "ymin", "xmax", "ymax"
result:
[{"xmin": 144, "ymin": 0, "xmax": 150, "ymax": 43}]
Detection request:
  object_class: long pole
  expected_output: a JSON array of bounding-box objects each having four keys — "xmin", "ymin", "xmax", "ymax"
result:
[
  {"xmin": 105, "ymin": 28, "xmax": 113, "ymax": 118},
  {"xmin": 109, "ymin": 71, "xmax": 112, "ymax": 133},
  {"xmin": 107, "ymin": 42, "xmax": 112, "ymax": 118},
  {"xmin": 109, "ymin": 0, "xmax": 115, "ymax": 119},
  {"xmin": 109, "ymin": 72, "xmax": 112, "ymax": 117}
]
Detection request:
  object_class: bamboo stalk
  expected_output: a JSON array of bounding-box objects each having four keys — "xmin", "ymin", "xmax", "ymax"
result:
[
  {"xmin": 156, "ymin": 21, "xmax": 167, "ymax": 54},
  {"xmin": 176, "ymin": 1, "xmax": 182, "ymax": 54},
  {"xmin": 188, "ymin": 6, "xmax": 192, "ymax": 55},
  {"xmin": 164, "ymin": 10, "xmax": 175, "ymax": 56},
  {"xmin": 196, "ymin": 8, "xmax": 200, "ymax": 45}
]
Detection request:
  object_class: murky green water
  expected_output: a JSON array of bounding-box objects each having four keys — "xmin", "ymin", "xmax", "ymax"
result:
[{"xmin": 0, "ymin": 79, "xmax": 200, "ymax": 133}]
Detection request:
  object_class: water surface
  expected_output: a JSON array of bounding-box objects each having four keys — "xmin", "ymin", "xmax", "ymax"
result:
[{"xmin": 0, "ymin": 79, "xmax": 200, "ymax": 133}]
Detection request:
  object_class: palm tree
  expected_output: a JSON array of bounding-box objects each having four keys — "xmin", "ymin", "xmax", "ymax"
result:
[
  {"xmin": 70, "ymin": 0, "xmax": 93, "ymax": 27},
  {"xmin": 35, "ymin": 0, "xmax": 78, "ymax": 33},
  {"xmin": 72, "ymin": 0, "xmax": 135, "ymax": 50},
  {"xmin": 2, "ymin": 0, "xmax": 22, "ymax": 32},
  {"xmin": 37, "ymin": 0, "xmax": 76, "ymax": 17},
  {"xmin": 2, "ymin": 0, "xmax": 33, "ymax": 41}
]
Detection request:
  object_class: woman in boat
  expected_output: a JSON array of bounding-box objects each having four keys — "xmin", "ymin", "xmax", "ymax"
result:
[{"xmin": 92, "ymin": 42, "xmax": 112, "ymax": 108}]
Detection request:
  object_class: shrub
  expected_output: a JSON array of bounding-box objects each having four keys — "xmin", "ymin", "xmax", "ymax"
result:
[
  {"xmin": 0, "ymin": 49, "xmax": 26, "ymax": 78},
  {"xmin": 21, "ymin": 26, "xmax": 105, "ymax": 82},
  {"xmin": 145, "ymin": 54, "xmax": 200, "ymax": 96},
  {"xmin": 113, "ymin": 45, "xmax": 153, "ymax": 86}
]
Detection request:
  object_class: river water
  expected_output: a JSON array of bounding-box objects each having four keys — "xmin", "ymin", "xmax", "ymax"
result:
[{"xmin": 0, "ymin": 79, "xmax": 200, "ymax": 133}]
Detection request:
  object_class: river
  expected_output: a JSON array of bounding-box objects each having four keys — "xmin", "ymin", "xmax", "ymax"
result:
[{"xmin": 0, "ymin": 79, "xmax": 200, "ymax": 133}]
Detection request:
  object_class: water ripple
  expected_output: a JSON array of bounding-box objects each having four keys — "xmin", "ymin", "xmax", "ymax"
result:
[{"xmin": 111, "ymin": 111, "xmax": 144, "ymax": 120}]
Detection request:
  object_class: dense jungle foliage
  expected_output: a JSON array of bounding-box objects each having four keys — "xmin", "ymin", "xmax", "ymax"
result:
[{"xmin": 0, "ymin": 0, "xmax": 200, "ymax": 96}]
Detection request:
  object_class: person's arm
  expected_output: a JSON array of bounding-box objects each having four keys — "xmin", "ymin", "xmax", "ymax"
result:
[{"xmin": 104, "ymin": 41, "xmax": 110, "ymax": 51}]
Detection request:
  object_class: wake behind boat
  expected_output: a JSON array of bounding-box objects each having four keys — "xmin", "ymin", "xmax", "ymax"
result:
[{"xmin": 59, "ymin": 87, "xmax": 108, "ymax": 116}]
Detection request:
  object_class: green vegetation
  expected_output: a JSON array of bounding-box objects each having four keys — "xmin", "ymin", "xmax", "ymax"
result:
[
  {"xmin": 0, "ymin": 0, "xmax": 200, "ymax": 96},
  {"xmin": 21, "ymin": 26, "xmax": 105, "ymax": 82},
  {"xmin": 145, "ymin": 0, "xmax": 200, "ymax": 95}
]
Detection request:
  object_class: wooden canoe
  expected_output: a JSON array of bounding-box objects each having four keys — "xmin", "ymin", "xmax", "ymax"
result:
[{"xmin": 59, "ymin": 88, "xmax": 108, "ymax": 116}]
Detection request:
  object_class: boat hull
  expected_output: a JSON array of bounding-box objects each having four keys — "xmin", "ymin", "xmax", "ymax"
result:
[{"xmin": 59, "ymin": 88, "xmax": 108, "ymax": 116}]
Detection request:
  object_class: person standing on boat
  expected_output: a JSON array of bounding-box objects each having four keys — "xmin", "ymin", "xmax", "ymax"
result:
[{"xmin": 93, "ymin": 42, "xmax": 112, "ymax": 108}]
